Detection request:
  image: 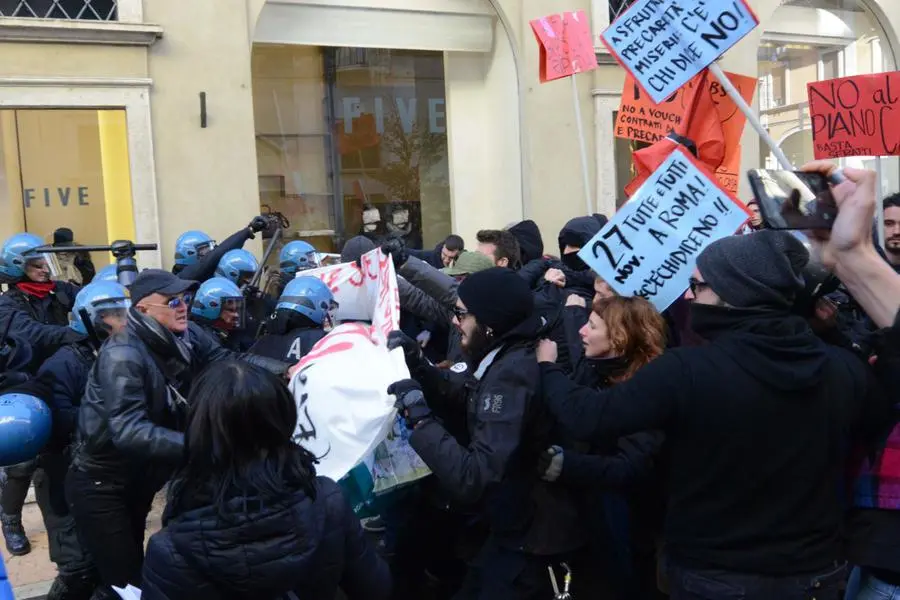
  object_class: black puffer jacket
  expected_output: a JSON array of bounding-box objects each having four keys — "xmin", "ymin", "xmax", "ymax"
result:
[
  {"xmin": 71, "ymin": 309, "xmax": 289, "ymax": 477},
  {"xmin": 141, "ymin": 477, "xmax": 390, "ymax": 600}
]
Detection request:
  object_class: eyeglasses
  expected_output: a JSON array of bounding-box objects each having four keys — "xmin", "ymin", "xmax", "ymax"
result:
[
  {"xmin": 452, "ymin": 306, "xmax": 469, "ymax": 320},
  {"xmin": 688, "ymin": 278, "xmax": 710, "ymax": 296},
  {"xmin": 146, "ymin": 293, "xmax": 193, "ymax": 310}
]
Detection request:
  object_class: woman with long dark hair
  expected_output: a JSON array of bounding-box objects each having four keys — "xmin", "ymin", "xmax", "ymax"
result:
[
  {"xmin": 141, "ymin": 360, "xmax": 390, "ymax": 600},
  {"xmin": 537, "ymin": 295, "xmax": 668, "ymax": 599}
]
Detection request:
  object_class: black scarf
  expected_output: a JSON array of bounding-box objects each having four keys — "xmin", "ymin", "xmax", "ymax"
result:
[
  {"xmin": 689, "ymin": 303, "xmax": 808, "ymax": 341},
  {"xmin": 128, "ymin": 307, "xmax": 192, "ymax": 385}
]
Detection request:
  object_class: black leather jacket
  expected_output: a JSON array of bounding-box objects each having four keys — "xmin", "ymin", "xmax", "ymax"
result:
[{"xmin": 71, "ymin": 308, "xmax": 289, "ymax": 476}]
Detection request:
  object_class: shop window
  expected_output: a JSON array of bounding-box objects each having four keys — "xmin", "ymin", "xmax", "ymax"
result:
[
  {"xmin": 251, "ymin": 44, "xmax": 451, "ymax": 257},
  {"xmin": 758, "ymin": 0, "xmax": 898, "ymax": 193},
  {"xmin": 0, "ymin": 109, "xmax": 134, "ymax": 271},
  {"xmin": 0, "ymin": 0, "xmax": 117, "ymax": 20}
]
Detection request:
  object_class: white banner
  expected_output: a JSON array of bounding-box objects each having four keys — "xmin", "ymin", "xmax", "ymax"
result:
[{"xmin": 287, "ymin": 249, "xmax": 424, "ymax": 484}]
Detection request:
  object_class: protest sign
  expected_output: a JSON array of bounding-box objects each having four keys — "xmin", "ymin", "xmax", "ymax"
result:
[
  {"xmin": 808, "ymin": 72, "xmax": 900, "ymax": 159},
  {"xmin": 288, "ymin": 249, "xmax": 429, "ymax": 502},
  {"xmin": 579, "ymin": 147, "xmax": 750, "ymax": 310},
  {"xmin": 602, "ymin": 0, "xmax": 759, "ymax": 104},
  {"xmin": 530, "ymin": 10, "xmax": 598, "ymax": 83}
]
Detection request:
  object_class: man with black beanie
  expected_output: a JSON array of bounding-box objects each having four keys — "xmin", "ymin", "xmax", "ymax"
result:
[
  {"xmin": 537, "ymin": 230, "xmax": 884, "ymax": 600},
  {"xmin": 387, "ymin": 267, "xmax": 584, "ymax": 599}
]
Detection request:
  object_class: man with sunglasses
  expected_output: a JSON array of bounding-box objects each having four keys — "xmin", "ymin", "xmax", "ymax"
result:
[
  {"xmin": 538, "ymin": 229, "xmax": 882, "ymax": 600},
  {"xmin": 67, "ymin": 269, "xmax": 291, "ymax": 599}
]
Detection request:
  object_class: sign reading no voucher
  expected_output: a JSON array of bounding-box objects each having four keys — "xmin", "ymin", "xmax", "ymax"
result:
[
  {"xmin": 807, "ymin": 72, "xmax": 900, "ymax": 159},
  {"xmin": 602, "ymin": 0, "xmax": 759, "ymax": 104}
]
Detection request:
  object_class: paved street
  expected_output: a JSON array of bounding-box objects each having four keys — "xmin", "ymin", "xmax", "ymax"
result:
[{"xmin": 2, "ymin": 491, "xmax": 166, "ymax": 600}]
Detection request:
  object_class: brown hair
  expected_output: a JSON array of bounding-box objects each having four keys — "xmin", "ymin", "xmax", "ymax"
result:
[{"xmin": 591, "ymin": 296, "xmax": 666, "ymax": 383}]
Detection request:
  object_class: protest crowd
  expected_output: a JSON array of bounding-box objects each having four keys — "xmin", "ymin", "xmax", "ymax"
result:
[{"xmin": 4, "ymin": 3, "xmax": 900, "ymax": 600}]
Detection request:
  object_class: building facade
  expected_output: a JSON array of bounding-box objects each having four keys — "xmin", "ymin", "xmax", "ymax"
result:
[{"xmin": 0, "ymin": 0, "xmax": 896, "ymax": 268}]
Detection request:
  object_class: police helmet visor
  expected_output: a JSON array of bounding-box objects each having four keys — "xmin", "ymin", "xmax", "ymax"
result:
[
  {"xmin": 217, "ymin": 296, "xmax": 244, "ymax": 330},
  {"xmin": 196, "ymin": 241, "xmax": 215, "ymax": 258},
  {"xmin": 25, "ymin": 254, "xmax": 60, "ymax": 281},
  {"xmin": 281, "ymin": 295, "xmax": 338, "ymax": 327}
]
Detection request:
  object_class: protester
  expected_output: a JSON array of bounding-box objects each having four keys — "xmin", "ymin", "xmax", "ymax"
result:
[
  {"xmin": 141, "ymin": 360, "xmax": 390, "ymax": 600},
  {"xmin": 387, "ymin": 267, "xmax": 583, "ymax": 599},
  {"xmin": 539, "ymin": 229, "xmax": 881, "ymax": 599},
  {"xmin": 37, "ymin": 281, "xmax": 130, "ymax": 600},
  {"xmin": 250, "ymin": 276, "xmax": 335, "ymax": 362},
  {"xmin": 880, "ymin": 193, "xmax": 900, "ymax": 272},
  {"xmin": 538, "ymin": 295, "xmax": 667, "ymax": 599},
  {"xmin": 409, "ymin": 234, "xmax": 465, "ymax": 269},
  {"xmin": 474, "ymin": 229, "xmax": 521, "ymax": 268},
  {"xmin": 66, "ymin": 269, "xmax": 289, "ymax": 597},
  {"xmin": 739, "ymin": 199, "xmax": 764, "ymax": 233},
  {"xmin": 506, "ymin": 220, "xmax": 544, "ymax": 266}
]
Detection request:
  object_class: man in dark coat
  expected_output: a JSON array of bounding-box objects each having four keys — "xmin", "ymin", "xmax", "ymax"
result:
[
  {"xmin": 66, "ymin": 270, "xmax": 289, "ymax": 597},
  {"xmin": 408, "ymin": 234, "xmax": 464, "ymax": 270},
  {"xmin": 388, "ymin": 268, "xmax": 584, "ymax": 599},
  {"xmin": 538, "ymin": 230, "xmax": 882, "ymax": 600}
]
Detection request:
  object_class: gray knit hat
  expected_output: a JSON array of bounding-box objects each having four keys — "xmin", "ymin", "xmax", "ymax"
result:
[{"xmin": 695, "ymin": 230, "xmax": 809, "ymax": 309}]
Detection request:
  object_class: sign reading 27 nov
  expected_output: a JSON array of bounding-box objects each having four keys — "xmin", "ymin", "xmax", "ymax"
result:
[{"xmin": 601, "ymin": 0, "xmax": 759, "ymax": 104}]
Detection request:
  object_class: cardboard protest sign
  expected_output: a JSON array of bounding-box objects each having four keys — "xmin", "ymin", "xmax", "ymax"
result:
[
  {"xmin": 530, "ymin": 10, "xmax": 598, "ymax": 83},
  {"xmin": 808, "ymin": 72, "xmax": 900, "ymax": 159},
  {"xmin": 602, "ymin": 0, "xmax": 759, "ymax": 104},
  {"xmin": 288, "ymin": 249, "xmax": 429, "ymax": 497},
  {"xmin": 580, "ymin": 147, "xmax": 750, "ymax": 310}
]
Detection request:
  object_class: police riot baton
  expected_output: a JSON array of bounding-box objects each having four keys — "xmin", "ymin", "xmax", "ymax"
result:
[
  {"xmin": 34, "ymin": 240, "xmax": 157, "ymax": 287},
  {"xmin": 77, "ymin": 308, "xmax": 103, "ymax": 352},
  {"xmin": 246, "ymin": 227, "xmax": 282, "ymax": 293}
]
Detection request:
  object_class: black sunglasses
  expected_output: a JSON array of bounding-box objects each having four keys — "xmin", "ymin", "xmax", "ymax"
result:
[
  {"xmin": 452, "ymin": 306, "xmax": 469, "ymax": 320},
  {"xmin": 688, "ymin": 278, "xmax": 710, "ymax": 296}
]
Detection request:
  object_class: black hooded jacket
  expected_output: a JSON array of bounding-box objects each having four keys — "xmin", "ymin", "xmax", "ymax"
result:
[
  {"xmin": 541, "ymin": 306, "xmax": 882, "ymax": 574},
  {"xmin": 507, "ymin": 220, "xmax": 544, "ymax": 267},
  {"xmin": 141, "ymin": 477, "xmax": 390, "ymax": 600}
]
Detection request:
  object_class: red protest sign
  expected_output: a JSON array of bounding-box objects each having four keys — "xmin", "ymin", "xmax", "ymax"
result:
[
  {"xmin": 808, "ymin": 72, "xmax": 900, "ymax": 159},
  {"xmin": 530, "ymin": 10, "xmax": 598, "ymax": 83},
  {"xmin": 615, "ymin": 71, "xmax": 756, "ymax": 145}
]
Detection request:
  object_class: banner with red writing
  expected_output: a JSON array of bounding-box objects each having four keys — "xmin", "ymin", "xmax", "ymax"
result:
[
  {"xmin": 530, "ymin": 10, "xmax": 598, "ymax": 83},
  {"xmin": 808, "ymin": 72, "xmax": 900, "ymax": 159},
  {"xmin": 288, "ymin": 249, "xmax": 429, "ymax": 501}
]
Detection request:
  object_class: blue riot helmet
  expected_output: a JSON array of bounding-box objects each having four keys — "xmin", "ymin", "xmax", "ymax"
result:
[
  {"xmin": 94, "ymin": 264, "xmax": 119, "ymax": 283},
  {"xmin": 215, "ymin": 249, "xmax": 259, "ymax": 287},
  {"xmin": 70, "ymin": 281, "xmax": 131, "ymax": 337},
  {"xmin": 174, "ymin": 230, "xmax": 215, "ymax": 267},
  {"xmin": 279, "ymin": 241, "xmax": 319, "ymax": 276},
  {"xmin": 0, "ymin": 393, "xmax": 51, "ymax": 467},
  {"xmin": 276, "ymin": 276, "xmax": 337, "ymax": 326},
  {"xmin": 0, "ymin": 233, "xmax": 59, "ymax": 282},
  {"xmin": 191, "ymin": 277, "xmax": 244, "ymax": 329}
]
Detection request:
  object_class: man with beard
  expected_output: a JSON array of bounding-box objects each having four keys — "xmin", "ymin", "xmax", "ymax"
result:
[
  {"xmin": 881, "ymin": 194, "xmax": 900, "ymax": 271},
  {"xmin": 387, "ymin": 268, "xmax": 583, "ymax": 599}
]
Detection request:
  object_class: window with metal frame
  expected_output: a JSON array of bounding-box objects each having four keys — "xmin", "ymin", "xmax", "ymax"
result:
[{"xmin": 0, "ymin": 0, "xmax": 117, "ymax": 20}]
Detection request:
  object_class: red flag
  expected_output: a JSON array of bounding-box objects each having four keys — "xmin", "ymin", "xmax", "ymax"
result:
[{"xmin": 624, "ymin": 70, "xmax": 726, "ymax": 198}]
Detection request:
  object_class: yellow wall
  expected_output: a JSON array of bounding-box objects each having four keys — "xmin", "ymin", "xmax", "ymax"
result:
[{"xmin": 0, "ymin": 42, "xmax": 146, "ymax": 78}]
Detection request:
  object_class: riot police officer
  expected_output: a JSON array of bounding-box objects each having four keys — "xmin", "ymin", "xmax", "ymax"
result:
[
  {"xmin": 0, "ymin": 232, "xmax": 82, "ymax": 557},
  {"xmin": 172, "ymin": 216, "xmax": 269, "ymax": 282},
  {"xmin": 249, "ymin": 276, "xmax": 335, "ymax": 362},
  {"xmin": 216, "ymin": 249, "xmax": 274, "ymax": 348},
  {"xmin": 267, "ymin": 240, "xmax": 320, "ymax": 296},
  {"xmin": 37, "ymin": 281, "xmax": 130, "ymax": 600},
  {"xmin": 190, "ymin": 277, "xmax": 245, "ymax": 351}
]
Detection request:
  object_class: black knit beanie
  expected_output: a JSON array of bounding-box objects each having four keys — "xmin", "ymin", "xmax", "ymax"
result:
[
  {"xmin": 457, "ymin": 267, "xmax": 534, "ymax": 337},
  {"xmin": 695, "ymin": 230, "xmax": 809, "ymax": 309},
  {"xmin": 341, "ymin": 235, "xmax": 376, "ymax": 266}
]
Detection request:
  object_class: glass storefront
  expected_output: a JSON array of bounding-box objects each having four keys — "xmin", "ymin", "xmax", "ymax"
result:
[
  {"xmin": 758, "ymin": 0, "xmax": 898, "ymax": 192},
  {"xmin": 0, "ymin": 109, "xmax": 134, "ymax": 267},
  {"xmin": 251, "ymin": 44, "xmax": 451, "ymax": 259}
]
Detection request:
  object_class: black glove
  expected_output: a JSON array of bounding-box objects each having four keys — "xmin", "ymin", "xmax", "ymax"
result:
[
  {"xmin": 387, "ymin": 330, "xmax": 423, "ymax": 370},
  {"xmin": 387, "ymin": 379, "xmax": 432, "ymax": 429},
  {"xmin": 249, "ymin": 216, "xmax": 269, "ymax": 234},
  {"xmin": 381, "ymin": 238, "xmax": 409, "ymax": 270}
]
